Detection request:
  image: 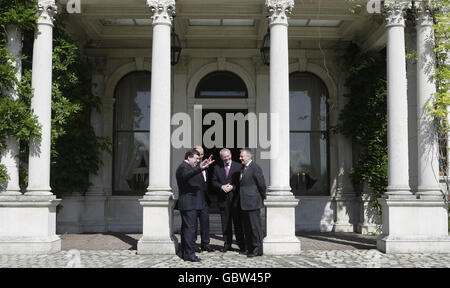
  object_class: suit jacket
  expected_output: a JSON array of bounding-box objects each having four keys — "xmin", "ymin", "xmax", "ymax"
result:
[
  {"xmin": 238, "ymin": 161, "xmax": 266, "ymax": 211},
  {"xmin": 175, "ymin": 161, "xmax": 208, "ymax": 211},
  {"xmin": 211, "ymin": 161, "xmax": 242, "ymax": 208}
]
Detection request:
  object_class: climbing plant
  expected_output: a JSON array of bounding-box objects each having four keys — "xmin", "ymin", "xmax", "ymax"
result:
[
  {"xmin": 337, "ymin": 44, "xmax": 388, "ymax": 213},
  {"xmin": 427, "ymin": 1, "xmax": 450, "ymax": 202},
  {"xmin": 0, "ymin": 0, "xmax": 40, "ymax": 184},
  {"xmin": 0, "ymin": 1, "xmax": 111, "ymax": 195},
  {"xmin": 340, "ymin": 1, "xmax": 450, "ymax": 211}
]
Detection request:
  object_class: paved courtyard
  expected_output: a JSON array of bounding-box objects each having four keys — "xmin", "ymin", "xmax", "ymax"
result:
[{"xmin": 1, "ymin": 233, "xmax": 450, "ymax": 268}]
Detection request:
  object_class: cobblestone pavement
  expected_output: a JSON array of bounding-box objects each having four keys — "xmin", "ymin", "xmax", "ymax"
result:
[{"xmin": 0, "ymin": 233, "xmax": 449, "ymax": 268}]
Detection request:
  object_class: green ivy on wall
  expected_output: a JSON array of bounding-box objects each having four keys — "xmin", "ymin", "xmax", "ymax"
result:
[
  {"xmin": 0, "ymin": 0, "xmax": 40, "ymax": 184},
  {"xmin": 338, "ymin": 44, "xmax": 388, "ymax": 212},
  {"xmin": 0, "ymin": 0, "xmax": 111, "ymax": 196}
]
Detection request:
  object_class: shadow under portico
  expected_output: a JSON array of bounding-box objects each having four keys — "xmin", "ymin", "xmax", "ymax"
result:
[{"xmin": 60, "ymin": 232, "xmax": 377, "ymax": 251}]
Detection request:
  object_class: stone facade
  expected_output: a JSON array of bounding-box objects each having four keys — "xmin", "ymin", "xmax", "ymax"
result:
[{"xmin": 0, "ymin": 0, "xmax": 448, "ymax": 254}]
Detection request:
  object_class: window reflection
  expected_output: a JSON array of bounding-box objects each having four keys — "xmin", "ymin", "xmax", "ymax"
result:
[
  {"xmin": 289, "ymin": 72, "xmax": 329, "ymax": 195},
  {"xmin": 114, "ymin": 72, "xmax": 151, "ymax": 194},
  {"xmin": 196, "ymin": 71, "xmax": 248, "ymax": 98}
]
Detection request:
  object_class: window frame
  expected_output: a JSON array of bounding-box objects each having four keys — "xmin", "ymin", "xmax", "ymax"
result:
[
  {"xmin": 289, "ymin": 71, "xmax": 330, "ymax": 196},
  {"xmin": 112, "ymin": 71, "xmax": 152, "ymax": 196},
  {"xmin": 195, "ymin": 71, "xmax": 248, "ymax": 99}
]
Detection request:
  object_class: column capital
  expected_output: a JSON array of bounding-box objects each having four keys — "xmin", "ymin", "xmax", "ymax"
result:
[
  {"xmin": 146, "ymin": 0, "xmax": 176, "ymax": 26},
  {"xmin": 265, "ymin": 0, "xmax": 294, "ymax": 26},
  {"xmin": 37, "ymin": 0, "xmax": 57, "ymax": 26},
  {"xmin": 414, "ymin": 1, "xmax": 436, "ymax": 27},
  {"xmin": 383, "ymin": 0, "xmax": 411, "ymax": 27}
]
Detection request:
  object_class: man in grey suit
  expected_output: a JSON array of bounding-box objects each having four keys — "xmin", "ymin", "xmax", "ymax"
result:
[{"xmin": 237, "ymin": 149, "xmax": 266, "ymax": 257}]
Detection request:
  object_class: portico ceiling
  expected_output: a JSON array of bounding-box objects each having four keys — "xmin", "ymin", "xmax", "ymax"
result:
[{"xmin": 60, "ymin": 0, "xmax": 385, "ymax": 53}]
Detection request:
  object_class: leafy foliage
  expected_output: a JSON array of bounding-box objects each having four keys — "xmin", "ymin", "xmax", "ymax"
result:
[
  {"xmin": 0, "ymin": 2, "xmax": 111, "ymax": 195},
  {"xmin": 49, "ymin": 20, "xmax": 111, "ymax": 195},
  {"xmin": 429, "ymin": 1, "xmax": 450, "ymax": 188},
  {"xmin": 338, "ymin": 44, "xmax": 387, "ymax": 212},
  {"xmin": 0, "ymin": 0, "xmax": 40, "ymax": 184}
]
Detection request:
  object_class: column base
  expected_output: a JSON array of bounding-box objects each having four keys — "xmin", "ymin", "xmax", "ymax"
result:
[
  {"xmin": 358, "ymin": 223, "xmax": 380, "ymax": 235},
  {"xmin": 137, "ymin": 238, "xmax": 179, "ymax": 255},
  {"xmin": 0, "ymin": 195, "xmax": 61, "ymax": 254},
  {"xmin": 377, "ymin": 196, "xmax": 450, "ymax": 253},
  {"xmin": 137, "ymin": 192, "xmax": 178, "ymax": 255},
  {"xmin": 333, "ymin": 223, "xmax": 355, "ymax": 233},
  {"xmin": 357, "ymin": 193, "xmax": 381, "ymax": 235},
  {"xmin": 263, "ymin": 236, "xmax": 301, "ymax": 255},
  {"xmin": 377, "ymin": 235, "xmax": 450, "ymax": 253},
  {"xmin": 0, "ymin": 236, "xmax": 61, "ymax": 255},
  {"xmin": 333, "ymin": 195, "xmax": 357, "ymax": 232},
  {"xmin": 263, "ymin": 195, "xmax": 301, "ymax": 255}
]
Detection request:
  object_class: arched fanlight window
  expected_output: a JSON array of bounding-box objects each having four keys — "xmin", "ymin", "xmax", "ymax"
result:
[
  {"xmin": 289, "ymin": 72, "xmax": 329, "ymax": 196},
  {"xmin": 113, "ymin": 71, "xmax": 151, "ymax": 195},
  {"xmin": 195, "ymin": 71, "xmax": 248, "ymax": 98}
]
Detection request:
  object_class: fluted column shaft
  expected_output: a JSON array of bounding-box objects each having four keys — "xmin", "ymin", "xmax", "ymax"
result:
[
  {"xmin": 146, "ymin": 0, "xmax": 174, "ymax": 196},
  {"xmin": 1, "ymin": 25, "xmax": 22, "ymax": 195},
  {"xmin": 384, "ymin": 1, "xmax": 412, "ymax": 197},
  {"xmin": 88, "ymin": 57, "xmax": 106, "ymax": 196},
  {"xmin": 26, "ymin": 0, "xmax": 57, "ymax": 196},
  {"xmin": 267, "ymin": 0, "xmax": 294, "ymax": 196},
  {"xmin": 416, "ymin": 3, "xmax": 441, "ymax": 198},
  {"xmin": 263, "ymin": 0, "xmax": 300, "ymax": 255}
]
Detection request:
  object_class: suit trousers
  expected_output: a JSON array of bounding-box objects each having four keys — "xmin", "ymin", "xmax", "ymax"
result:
[
  {"xmin": 196, "ymin": 206, "xmax": 210, "ymax": 247},
  {"xmin": 220, "ymin": 203, "xmax": 245, "ymax": 250},
  {"xmin": 241, "ymin": 209, "xmax": 263, "ymax": 255},
  {"xmin": 180, "ymin": 210, "xmax": 198, "ymax": 259}
]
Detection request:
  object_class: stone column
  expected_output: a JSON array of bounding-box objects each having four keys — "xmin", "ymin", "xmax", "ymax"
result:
[
  {"xmin": 416, "ymin": 2, "xmax": 441, "ymax": 199},
  {"xmin": 26, "ymin": 0, "xmax": 57, "ymax": 196},
  {"xmin": 83, "ymin": 57, "xmax": 107, "ymax": 233},
  {"xmin": 138, "ymin": 0, "xmax": 178, "ymax": 254},
  {"xmin": 0, "ymin": 0, "xmax": 60, "ymax": 254},
  {"xmin": 384, "ymin": 1, "xmax": 413, "ymax": 199},
  {"xmin": 334, "ymin": 80, "xmax": 357, "ymax": 233},
  {"xmin": 0, "ymin": 25, "xmax": 22, "ymax": 195},
  {"xmin": 377, "ymin": 1, "xmax": 450, "ymax": 253},
  {"xmin": 263, "ymin": 0, "xmax": 301, "ymax": 255}
]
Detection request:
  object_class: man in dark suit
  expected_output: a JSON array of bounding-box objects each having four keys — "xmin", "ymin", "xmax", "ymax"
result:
[
  {"xmin": 193, "ymin": 146, "xmax": 214, "ymax": 252},
  {"xmin": 238, "ymin": 149, "xmax": 266, "ymax": 257},
  {"xmin": 176, "ymin": 149, "xmax": 214, "ymax": 262},
  {"xmin": 211, "ymin": 148, "xmax": 245, "ymax": 253}
]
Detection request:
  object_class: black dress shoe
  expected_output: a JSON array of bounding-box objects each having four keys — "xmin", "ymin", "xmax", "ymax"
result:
[
  {"xmin": 184, "ymin": 256, "xmax": 201, "ymax": 262},
  {"xmin": 239, "ymin": 249, "xmax": 248, "ymax": 255},
  {"xmin": 201, "ymin": 245, "xmax": 214, "ymax": 252},
  {"xmin": 247, "ymin": 252, "xmax": 262, "ymax": 258},
  {"xmin": 194, "ymin": 246, "xmax": 201, "ymax": 253}
]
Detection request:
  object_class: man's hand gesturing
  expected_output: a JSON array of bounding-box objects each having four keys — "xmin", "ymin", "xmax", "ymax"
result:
[{"xmin": 200, "ymin": 154, "xmax": 215, "ymax": 169}]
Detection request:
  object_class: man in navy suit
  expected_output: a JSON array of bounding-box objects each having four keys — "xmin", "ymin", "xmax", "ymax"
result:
[
  {"xmin": 211, "ymin": 148, "xmax": 245, "ymax": 253},
  {"xmin": 193, "ymin": 146, "xmax": 214, "ymax": 252},
  {"xmin": 176, "ymin": 149, "xmax": 214, "ymax": 262},
  {"xmin": 238, "ymin": 149, "xmax": 266, "ymax": 257}
]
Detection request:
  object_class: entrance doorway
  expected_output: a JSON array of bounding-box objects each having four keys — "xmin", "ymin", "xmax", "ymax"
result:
[{"xmin": 201, "ymin": 109, "xmax": 249, "ymax": 212}]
